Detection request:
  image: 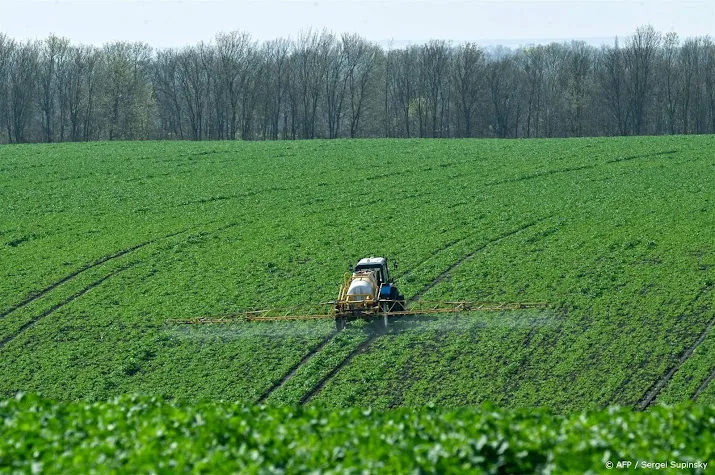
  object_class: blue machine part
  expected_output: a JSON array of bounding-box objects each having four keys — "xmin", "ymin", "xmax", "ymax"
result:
[{"xmin": 380, "ymin": 284, "xmax": 392, "ymax": 298}]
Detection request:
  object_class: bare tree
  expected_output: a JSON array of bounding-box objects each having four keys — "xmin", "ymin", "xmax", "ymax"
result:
[
  {"xmin": 488, "ymin": 55, "xmax": 520, "ymax": 138},
  {"xmin": 324, "ymin": 38, "xmax": 347, "ymax": 138},
  {"xmin": 284, "ymin": 51, "xmax": 301, "ymax": 140},
  {"xmin": 419, "ymin": 40, "xmax": 451, "ymax": 137},
  {"xmin": 0, "ymin": 34, "xmax": 16, "ymax": 142},
  {"xmin": 342, "ymin": 33, "xmax": 377, "ymax": 138},
  {"xmin": 66, "ymin": 45, "xmax": 99, "ymax": 141},
  {"xmin": 598, "ymin": 39, "xmax": 630, "ymax": 135},
  {"xmin": 389, "ymin": 47, "xmax": 417, "ymax": 137},
  {"xmin": 451, "ymin": 43, "xmax": 485, "ymax": 137},
  {"xmin": 541, "ymin": 43, "xmax": 568, "ymax": 137},
  {"xmin": 565, "ymin": 41, "xmax": 592, "ymax": 136},
  {"xmin": 37, "ymin": 35, "xmax": 70, "ymax": 142},
  {"xmin": 1, "ymin": 25, "xmax": 714, "ymax": 144},
  {"xmin": 659, "ymin": 32, "xmax": 680, "ymax": 134},
  {"xmin": 294, "ymin": 29, "xmax": 332, "ymax": 139},
  {"xmin": 7, "ymin": 41, "xmax": 39, "ymax": 143},
  {"xmin": 100, "ymin": 42, "xmax": 153, "ymax": 140},
  {"xmin": 176, "ymin": 44, "xmax": 211, "ymax": 140},
  {"xmin": 240, "ymin": 48, "xmax": 263, "ymax": 140},
  {"xmin": 261, "ymin": 38, "xmax": 290, "ymax": 139},
  {"xmin": 215, "ymin": 32, "xmax": 258, "ymax": 140},
  {"xmin": 520, "ymin": 46, "xmax": 545, "ymax": 138},
  {"xmin": 83, "ymin": 48, "xmax": 100, "ymax": 141},
  {"xmin": 624, "ymin": 25, "xmax": 660, "ymax": 135},
  {"xmin": 704, "ymin": 37, "xmax": 715, "ymax": 134},
  {"xmin": 153, "ymin": 50, "xmax": 184, "ymax": 139},
  {"xmin": 679, "ymin": 37, "xmax": 707, "ymax": 134},
  {"xmin": 382, "ymin": 43, "xmax": 393, "ymax": 138}
]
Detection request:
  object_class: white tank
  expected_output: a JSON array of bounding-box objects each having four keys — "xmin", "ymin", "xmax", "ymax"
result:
[{"xmin": 346, "ymin": 271, "xmax": 378, "ymax": 301}]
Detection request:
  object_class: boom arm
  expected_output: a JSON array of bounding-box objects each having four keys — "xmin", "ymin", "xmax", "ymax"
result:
[{"xmin": 169, "ymin": 300, "xmax": 548, "ymax": 324}]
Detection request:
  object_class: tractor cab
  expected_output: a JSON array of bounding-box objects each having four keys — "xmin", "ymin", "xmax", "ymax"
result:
[
  {"xmin": 354, "ymin": 257, "xmax": 390, "ymax": 285},
  {"xmin": 352, "ymin": 256, "xmax": 404, "ymax": 309}
]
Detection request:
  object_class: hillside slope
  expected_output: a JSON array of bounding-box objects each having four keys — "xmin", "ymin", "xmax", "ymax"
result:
[{"xmin": 0, "ymin": 137, "xmax": 713, "ymax": 409}]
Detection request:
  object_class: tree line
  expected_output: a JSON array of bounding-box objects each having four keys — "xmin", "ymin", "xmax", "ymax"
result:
[{"xmin": 0, "ymin": 25, "xmax": 714, "ymax": 144}]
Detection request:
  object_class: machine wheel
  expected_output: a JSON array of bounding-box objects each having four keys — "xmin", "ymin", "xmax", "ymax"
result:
[{"xmin": 335, "ymin": 316, "xmax": 346, "ymax": 332}]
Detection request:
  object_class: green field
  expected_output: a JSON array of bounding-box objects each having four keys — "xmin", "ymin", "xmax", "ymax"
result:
[
  {"xmin": 2, "ymin": 393, "xmax": 713, "ymax": 473},
  {"xmin": 1, "ymin": 136, "xmax": 714, "ymax": 411}
]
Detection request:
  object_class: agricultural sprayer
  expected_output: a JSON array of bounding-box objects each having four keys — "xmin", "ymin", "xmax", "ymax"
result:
[{"xmin": 171, "ymin": 257, "xmax": 548, "ymax": 330}]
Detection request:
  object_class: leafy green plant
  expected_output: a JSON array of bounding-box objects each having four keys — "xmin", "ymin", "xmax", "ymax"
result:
[
  {"xmin": 0, "ymin": 136, "xmax": 713, "ymax": 409},
  {"xmin": 1, "ymin": 394, "xmax": 713, "ymax": 474}
]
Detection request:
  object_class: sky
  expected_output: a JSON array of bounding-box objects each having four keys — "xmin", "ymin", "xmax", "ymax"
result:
[{"xmin": 0, "ymin": 0, "xmax": 713, "ymax": 49}]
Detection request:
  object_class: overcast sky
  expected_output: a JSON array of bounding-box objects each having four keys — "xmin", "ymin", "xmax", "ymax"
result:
[{"xmin": 1, "ymin": 0, "xmax": 713, "ymax": 49}]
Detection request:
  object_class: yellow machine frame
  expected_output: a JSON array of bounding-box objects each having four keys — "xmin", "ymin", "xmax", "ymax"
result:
[{"xmin": 169, "ymin": 267, "xmax": 548, "ymax": 325}]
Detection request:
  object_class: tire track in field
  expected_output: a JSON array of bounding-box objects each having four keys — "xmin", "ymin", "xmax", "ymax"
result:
[
  {"xmin": 638, "ymin": 290, "xmax": 714, "ymax": 410},
  {"xmin": 395, "ymin": 229, "xmax": 479, "ymax": 287},
  {"xmin": 170, "ymin": 217, "xmax": 329, "ymax": 405},
  {"xmin": 606, "ymin": 150, "xmax": 678, "ymax": 164},
  {"xmin": 255, "ymin": 331, "xmax": 336, "ymax": 404},
  {"xmin": 254, "ymin": 216, "xmax": 464, "ymax": 404},
  {"xmin": 485, "ymin": 165, "xmax": 596, "ymax": 187},
  {"xmin": 410, "ymin": 215, "xmax": 552, "ymax": 301},
  {"xmin": 0, "ymin": 263, "xmax": 136, "ymax": 352},
  {"xmin": 299, "ymin": 334, "xmax": 378, "ymax": 405},
  {"xmin": 692, "ymin": 369, "xmax": 715, "ymax": 402},
  {"xmin": 0, "ymin": 229, "xmax": 187, "ymax": 320},
  {"xmin": 300, "ymin": 216, "xmax": 551, "ymax": 405},
  {"xmin": 174, "ymin": 187, "xmax": 293, "ymax": 208},
  {"xmin": 1, "ymin": 221, "xmax": 242, "ymax": 352}
]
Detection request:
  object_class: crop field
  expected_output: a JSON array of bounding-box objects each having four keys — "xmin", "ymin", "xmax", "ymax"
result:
[
  {"xmin": 1, "ymin": 136, "xmax": 715, "ymax": 412},
  {"xmin": 2, "ymin": 393, "xmax": 713, "ymax": 473}
]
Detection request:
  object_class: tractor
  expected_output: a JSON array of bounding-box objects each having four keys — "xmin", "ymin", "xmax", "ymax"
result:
[{"xmin": 334, "ymin": 257, "xmax": 405, "ymax": 331}]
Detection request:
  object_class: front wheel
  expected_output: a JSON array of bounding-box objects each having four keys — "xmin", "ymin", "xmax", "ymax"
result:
[{"xmin": 335, "ymin": 316, "xmax": 346, "ymax": 332}]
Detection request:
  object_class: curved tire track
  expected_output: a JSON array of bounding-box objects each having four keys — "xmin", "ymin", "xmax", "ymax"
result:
[
  {"xmin": 638, "ymin": 290, "xmax": 714, "ymax": 409},
  {"xmin": 1, "ymin": 221, "xmax": 242, "ymax": 353},
  {"xmin": 606, "ymin": 150, "xmax": 678, "ymax": 164},
  {"xmin": 299, "ymin": 335, "xmax": 377, "ymax": 405},
  {"xmin": 692, "ymin": 369, "xmax": 715, "ymax": 402},
  {"xmin": 300, "ymin": 216, "xmax": 552, "ymax": 405},
  {"xmin": 255, "ymin": 331, "xmax": 336, "ymax": 404},
  {"xmin": 0, "ymin": 263, "xmax": 136, "ymax": 351},
  {"xmin": 251, "ymin": 220, "xmax": 519, "ymax": 404},
  {"xmin": 411, "ymin": 216, "xmax": 552, "ymax": 301},
  {"xmin": 485, "ymin": 165, "xmax": 595, "ymax": 187},
  {"xmin": 0, "ymin": 229, "xmax": 187, "ymax": 320}
]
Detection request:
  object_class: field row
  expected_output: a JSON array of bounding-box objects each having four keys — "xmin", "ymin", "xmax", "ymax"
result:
[{"xmin": 0, "ymin": 136, "xmax": 713, "ymax": 409}]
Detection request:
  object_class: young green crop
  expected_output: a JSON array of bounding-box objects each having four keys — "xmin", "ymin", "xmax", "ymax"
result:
[{"xmin": 0, "ymin": 136, "xmax": 713, "ymax": 409}]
